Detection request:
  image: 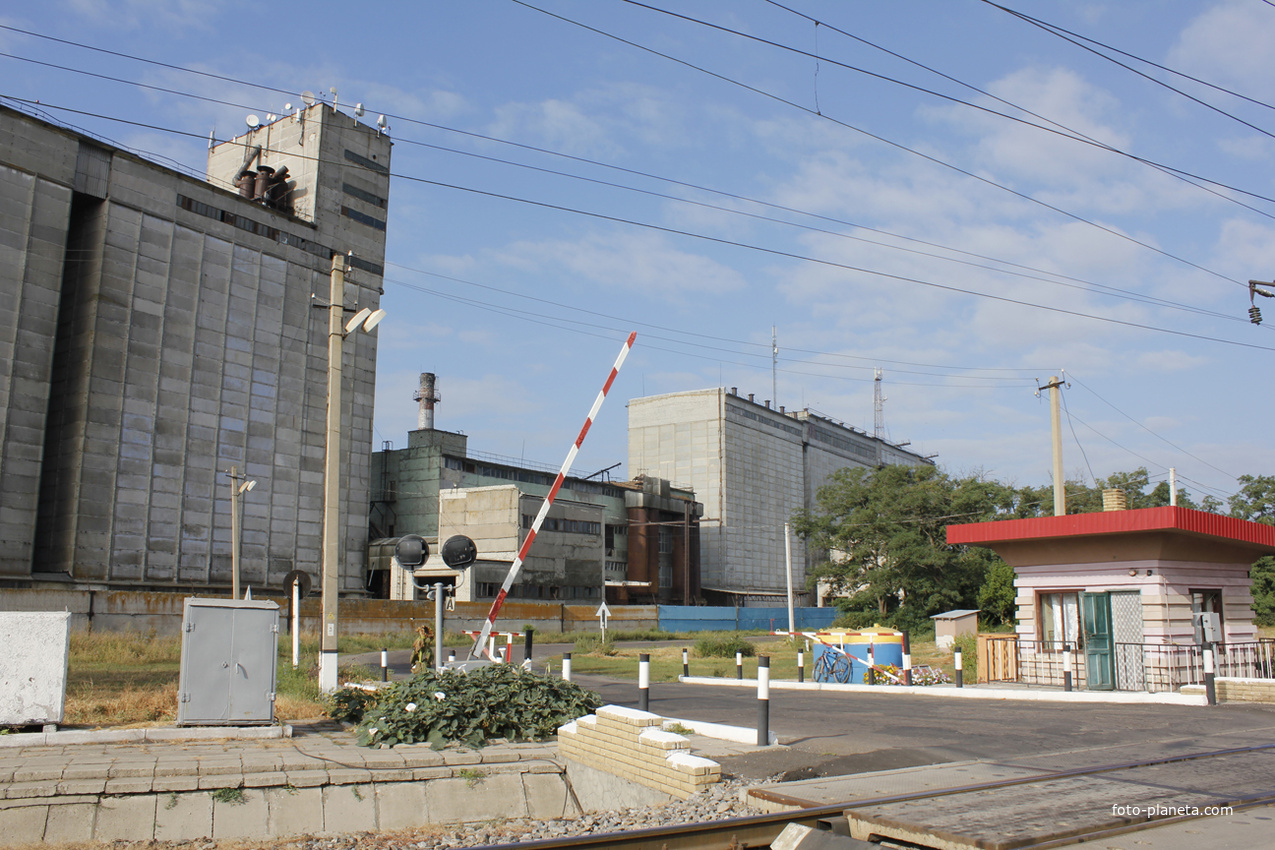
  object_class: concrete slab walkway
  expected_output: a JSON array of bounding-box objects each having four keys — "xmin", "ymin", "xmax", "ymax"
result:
[{"xmin": 0, "ymin": 720, "xmax": 569, "ymax": 845}]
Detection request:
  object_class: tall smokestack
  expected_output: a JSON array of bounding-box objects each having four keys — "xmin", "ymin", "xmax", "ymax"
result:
[{"xmin": 413, "ymin": 372, "xmax": 439, "ymax": 430}]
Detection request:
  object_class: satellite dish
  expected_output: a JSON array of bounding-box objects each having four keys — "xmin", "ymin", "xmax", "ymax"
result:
[
  {"xmin": 441, "ymin": 535, "xmax": 477, "ymax": 570},
  {"xmin": 300, "ymin": 91, "xmax": 316, "ymax": 106},
  {"xmin": 394, "ymin": 534, "xmax": 429, "ymax": 568},
  {"xmin": 355, "ymin": 103, "xmax": 364, "ymax": 117},
  {"xmin": 266, "ymin": 113, "xmax": 277, "ymax": 123},
  {"xmin": 284, "ymin": 102, "xmax": 293, "ymax": 111},
  {"xmin": 345, "ymin": 307, "xmax": 372, "ymax": 334},
  {"xmin": 377, "ymin": 114, "xmax": 387, "ymax": 128},
  {"xmin": 245, "ymin": 114, "xmax": 261, "ymax": 129}
]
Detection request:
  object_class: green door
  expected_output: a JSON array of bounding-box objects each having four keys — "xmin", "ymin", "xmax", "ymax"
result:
[{"xmin": 1081, "ymin": 592, "xmax": 1114, "ymax": 691}]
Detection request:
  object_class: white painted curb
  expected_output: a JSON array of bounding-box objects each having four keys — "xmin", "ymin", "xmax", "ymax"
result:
[{"xmin": 677, "ymin": 676, "xmax": 1208, "ymax": 706}]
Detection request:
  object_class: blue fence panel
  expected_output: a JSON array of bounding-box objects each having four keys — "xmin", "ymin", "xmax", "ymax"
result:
[
  {"xmin": 657, "ymin": 605, "xmax": 841, "ymax": 632},
  {"xmin": 658, "ymin": 606, "xmax": 736, "ymax": 633}
]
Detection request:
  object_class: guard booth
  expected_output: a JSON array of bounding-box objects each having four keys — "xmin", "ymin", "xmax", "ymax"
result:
[
  {"xmin": 948, "ymin": 506, "xmax": 1275, "ymax": 692},
  {"xmin": 177, "ymin": 597, "xmax": 279, "ymax": 725}
]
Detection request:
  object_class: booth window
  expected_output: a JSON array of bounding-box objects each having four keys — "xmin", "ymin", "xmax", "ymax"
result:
[{"xmin": 1038, "ymin": 591, "xmax": 1079, "ymax": 647}]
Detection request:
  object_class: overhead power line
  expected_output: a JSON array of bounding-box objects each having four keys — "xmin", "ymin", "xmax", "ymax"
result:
[
  {"xmin": 508, "ymin": 0, "xmax": 1249, "ymax": 288},
  {"xmin": 6, "ymin": 92, "xmax": 1275, "ymax": 356}
]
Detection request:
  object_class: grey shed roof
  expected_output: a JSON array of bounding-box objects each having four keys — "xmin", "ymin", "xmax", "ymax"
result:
[{"xmin": 931, "ymin": 609, "xmax": 980, "ymax": 619}]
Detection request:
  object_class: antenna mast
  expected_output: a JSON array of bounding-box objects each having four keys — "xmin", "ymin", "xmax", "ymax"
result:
[
  {"xmin": 771, "ymin": 326, "xmax": 778, "ymax": 409},
  {"xmin": 873, "ymin": 368, "xmax": 886, "ymax": 440}
]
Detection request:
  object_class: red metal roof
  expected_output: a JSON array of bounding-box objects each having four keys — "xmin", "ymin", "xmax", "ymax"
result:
[{"xmin": 946, "ymin": 506, "xmax": 1275, "ymax": 550}]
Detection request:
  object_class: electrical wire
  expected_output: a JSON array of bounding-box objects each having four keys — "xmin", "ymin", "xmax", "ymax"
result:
[
  {"xmin": 1065, "ymin": 373, "xmax": 1239, "ymax": 481},
  {"xmin": 0, "ymin": 45, "xmax": 1245, "ymax": 323},
  {"xmin": 6, "ymin": 91, "xmax": 1273, "ymax": 357},
  {"xmin": 623, "ymin": 0, "xmax": 1275, "ymax": 218},
  {"xmin": 979, "ymin": 1, "xmax": 1275, "ymax": 140},
  {"xmin": 513, "ymin": 0, "xmax": 1256, "ymax": 285}
]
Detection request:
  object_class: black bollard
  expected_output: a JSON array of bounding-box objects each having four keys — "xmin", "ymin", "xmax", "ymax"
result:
[
  {"xmin": 736, "ymin": 651, "xmax": 744, "ymax": 680},
  {"xmin": 639, "ymin": 653, "xmax": 651, "ymax": 712},
  {"xmin": 955, "ymin": 646, "xmax": 964, "ymax": 688},
  {"xmin": 757, "ymin": 656, "xmax": 771, "ymax": 746},
  {"xmin": 1204, "ymin": 643, "xmax": 1217, "ymax": 706},
  {"xmin": 524, "ymin": 626, "xmax": 534, "ymax": 665},
  {"xmin": 380, "ymin": 648, "xmax": 388, "ymax": 682},
  {"xmin": 797, "ymin": 649, "xmax": 804, "ymax": 684},
  {"xmin": 682, "ymin": 647, "xmax": 689, "ymax": 679},
  {"xmin": 902, "ymin": 632, "xmax": 912, "ymax": 686},
  {"xmin": 1063, "ymin": 643, "xmax": 1073, "ymax": 692}
]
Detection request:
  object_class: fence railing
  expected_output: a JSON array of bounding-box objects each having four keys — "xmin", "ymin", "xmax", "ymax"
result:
[{"xmin": 976, "ymin": 634, "xmax": 1275, "ymax": 693}]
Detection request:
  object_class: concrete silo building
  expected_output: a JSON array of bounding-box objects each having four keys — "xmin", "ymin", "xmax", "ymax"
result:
[{"xmin": 0, "ymin": 100, "xmax": 390, "ymax": 596}]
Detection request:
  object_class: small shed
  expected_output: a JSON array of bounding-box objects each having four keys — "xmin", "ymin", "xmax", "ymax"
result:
[
  {"xmin": 946, "ymin": 506, "xmax": 1275, "ymax": 691},
  {"xmin": 932, "ymin": 609, "xmax": 980, "ymax": 649}
]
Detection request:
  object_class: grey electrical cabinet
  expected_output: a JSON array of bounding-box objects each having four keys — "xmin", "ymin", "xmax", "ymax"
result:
[{"xmin": 177, "ymin": 597, "xmax": 280, "ymax": 725}]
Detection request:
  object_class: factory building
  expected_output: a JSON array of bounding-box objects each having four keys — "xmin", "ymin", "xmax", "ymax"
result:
[
  {"xmin": 0, "ymin": 101, "xmax": 389, "ymax": 594},
  {"xmin": 627, "ymin": 387, "xmax": 933, "ymax": 605},
  {"xmin": 368, "ymin": 375, "xmax": 701, "ymax": 604}
]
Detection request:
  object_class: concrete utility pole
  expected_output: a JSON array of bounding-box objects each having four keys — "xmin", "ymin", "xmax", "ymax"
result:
[
  {"xmin": 1043, "ymin": 376, "xmax": 1066, "ymax": 516},
  {"xmin": 319, "ymin": 254, "xmax": 347, "ymax": 694},
  {"xmin": 227, "ymin": 466, "xmax": 256, "ymax": 599}
]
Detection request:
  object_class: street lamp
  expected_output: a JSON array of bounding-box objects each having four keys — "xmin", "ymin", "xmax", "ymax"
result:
[
  {"xmin": 226, "ymin": 466, "xmax": 257, "ymax": 599},
  {"xmin": 317, "ymin": 253, "xmax": 386, "ymax": 693}
]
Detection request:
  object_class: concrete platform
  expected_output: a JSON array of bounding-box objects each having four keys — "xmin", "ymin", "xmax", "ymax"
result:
[{"xmin": 0, "ymin": 720, "xmax": 568, "ymax": 846}]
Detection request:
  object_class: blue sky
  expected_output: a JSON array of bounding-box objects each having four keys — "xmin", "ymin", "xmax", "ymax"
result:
[{"xmin": 6, "ymin": 1, "xmax": 1275, "ymax": 506}]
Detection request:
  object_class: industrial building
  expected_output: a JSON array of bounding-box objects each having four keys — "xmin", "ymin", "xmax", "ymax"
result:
[
  {"xmin": 368, "ymin": 375, "xmax": 701, "ymax": 604},
  {"xmin": 627, "ymin": 387, "xmax": 933, "ymax": 605},
  {"xmin": 0, "ymin": 101, "xmax": 388, "ymax": 594}
]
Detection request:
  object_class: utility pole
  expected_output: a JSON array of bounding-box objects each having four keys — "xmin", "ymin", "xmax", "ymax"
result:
[
  {"xmin": 227, "ymin": 466, "xmax": 256, "ymax": 599},
  {"xmin": 316, "ymin": 254, "xmax": 385, "ymax": 693},
  {"xmin": 1042, "ymin": 375, "xmax": 1066, "ymax": 516},
  {"xmin": 319, "ymin": 254, "xmax": 346, "ymax": 694}
]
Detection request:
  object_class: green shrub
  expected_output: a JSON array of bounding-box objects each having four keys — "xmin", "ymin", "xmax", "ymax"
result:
[
  {"xmin": 356, "ymin": 664, "xmax": 601, "ymax": 749},
  {"xmin": 326, "ymin": 685, "xmax": 382, "ymax": 724},
  {"xmin": 953, "ymin": 632, "xmax": 978, "ymax": 678},
  {"xmin": 694, "ymin": 633, "xmax": 755, "ymax": 658}
]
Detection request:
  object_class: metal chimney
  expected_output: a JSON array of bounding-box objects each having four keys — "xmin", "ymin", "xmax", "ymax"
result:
[{"xmin": 414, "ymin": 372, "xmax": 440, "ymax": 430}]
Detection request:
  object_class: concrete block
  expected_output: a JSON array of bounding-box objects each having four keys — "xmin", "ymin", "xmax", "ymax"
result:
[
  {"xmin": 564, "ymin": 759, "xmax": 671, "ymax": 812},
  {"xmin": 211, "ymin": 788, "xmax": 268, "ymax": 839},
  {"xmin": 373, "ymin": 781, "xmax": 428, "ymax": 831},
  {"xmin": 154, "ymin": 791, "xmax": 213, "ymax": 841},
  {"xmin": 523, "ymin": 772, "xmax": 576, "ymax": 820},
  {"xmin": 0, "ymin": 611, "xmax": 69, "ymax": 724},
  {"xmin": 424, "ymin": 773, "xmax": 527, "ymax": 823},
  {"xmin": 42, "ymin": 800, "xmax": 96, "ymax": 842},
  {"xmin": 94, "ymin": 793, "xmax": 157, "ymax": 841},
  {"xmin": 321, "ymin": 783, "xmax": 376, "ymax": 834},
  {"xmin": 0, "ymin": 801, "xmax": 48, "ymax": 845},
  {"xmin": 265, "ymin": 785, "xmax": 323, "ymax": 837}
]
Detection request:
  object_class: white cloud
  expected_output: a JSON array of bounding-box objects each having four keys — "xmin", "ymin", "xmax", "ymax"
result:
[
  {"xmin": 1169, "ymin": 1, "xmax": 1275, "ymax": 93},
  {"xmin": 497, "ymin": 230, "xmax": 747, "ymax": 299}
]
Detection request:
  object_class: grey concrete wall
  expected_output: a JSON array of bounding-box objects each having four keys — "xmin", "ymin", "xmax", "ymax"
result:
[
  {"xmin": 0, "ymin": 164, "xmax": 71, "ymax": 577},
  {"xmin": 2, "ymin": 103, "xmax": 388, "ymax": 594}
]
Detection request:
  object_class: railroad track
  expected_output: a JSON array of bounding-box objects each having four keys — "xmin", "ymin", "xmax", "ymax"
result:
[{"xmin": 479, "ymin": 744, "xmax": 1275, "ymax": 850}]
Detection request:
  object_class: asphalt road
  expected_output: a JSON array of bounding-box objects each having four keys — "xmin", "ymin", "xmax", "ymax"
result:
[
  {"xmin": 576, "ymin": 673, "xmax": 1275, "ymax": 780},
  {"xmin": 348, "ymin": 644, "xmax": 1275, "ymax": 780}
]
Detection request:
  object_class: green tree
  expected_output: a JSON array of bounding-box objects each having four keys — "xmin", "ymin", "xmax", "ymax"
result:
[
  {"xmin": 977, "ymin": 560, "xmax": 1017, "ymax": 626},
  {"xmin": 793, "ymin": 465, "xmax": 1010, "ymax": 631},
  {"xmin": 1228, "ymin": 475, "xmax": 1275, "ymax": 626}
]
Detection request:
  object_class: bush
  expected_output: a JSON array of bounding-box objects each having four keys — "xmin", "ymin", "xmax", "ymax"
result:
[
  {"xmin": 953, "ymin": 632, "xmax": 978, "ymax": 679},
  {"xmin": 326, "ymin": 685, "xmax": 381, "ymax": 724},
  {"xmin": 356, "ymin": 664, "xmax": 601, "ymax": 749},
  {"xmin": 694, "ymin": 633, "xmax": 755, "ymax": 658}
]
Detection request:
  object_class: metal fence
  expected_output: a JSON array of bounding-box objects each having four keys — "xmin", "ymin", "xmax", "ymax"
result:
[{"xmin": 977, "ymin": 634, "xmax": 1275, "ymax": 693}]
